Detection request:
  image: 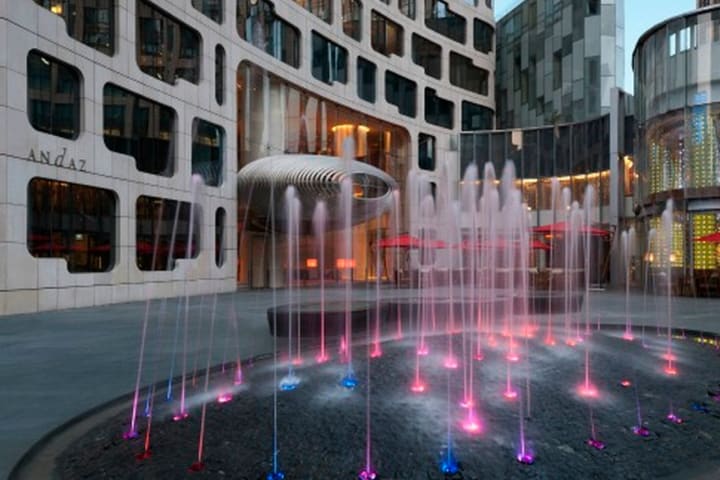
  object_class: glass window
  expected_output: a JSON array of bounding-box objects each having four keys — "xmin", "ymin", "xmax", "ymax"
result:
[
  {"xmin": 357, "ymin": 56, "xmax": 376, "ymax": 103},
  {"xmin": 27, "ymin": 51, "xmax": 81, "ymax": 140},
  {"xmin": 371, "ymin": 11, "xmax": 403, "ymax": 57},
  {"xmin": 215, "ymin": 207, "xmax": 226, "ymax": 267},
  {"xmin": 137, "ymin": 1, "xmax": 200, "ymax": 84},
  {"xmin": 400, "ymin": 0, "xmax": 415, "ymax": 19},
  {"xmin": 450, "ymin": 52, "xmax": 489, "ymax": 95},
  {"xmin": 192, "ymin": 0, "xmax": 223, "ymax": 23},
  {"xmin": 425, "ymin": 88, "xmax": 454, "ymax": 129},
  {"xmin": 237, "ymin": 0, "xmax": 301, "ymax": 68},
  {"xmin": 312, "ymin": 32, "xmax": 348, "ymax": 84},
  {"xmin": 136, "ymin": 196, "xmax": 200, "ymax": 270},
  {"xmin": 294, "ymin": 0, "xmax": 332, "ymax": 23},
  {"xmin": 28, "ymin": 178, "xmax": 116, "ymax": 273},
  {"xmin": 192, "ymin": 119, "xmax": 224, "ymax": 186},
  {"xmin": 215, "ymin": 45, "xmax": 225, "ymax": 105},
  {"xmin": 385, "ymin": 70, "xmax": 417, "ymax": 117},
  {"xmin": 103, "ymin": 83, "xmax": 175, "ymax": 176},
  {"xmin": 461, "ymin": 101, "xmax": 493, "ymax": 131},
  {"xmin": 587, "ymin": 0, "xmax": 599, "ymax": 16},
  {"xmin": 33, "ymin": 0, "xmax": 114, "ymax": 55},
  {"xmin": 342, "ymin": 0, "xmax": 362, "ymax": 41},
  {"xmin": 419, "ymin": 134, "xmax": 435, "ymax": 171},
  {"xmin": 425, "ymin": 0, "xmax": 466, "ymax": 44},
  {"xmin": 412, "ymin": 34, "xmax": 441, "ymax": 79},
  {"xmin": 473, "ymin": 19, "xmax": 493, "ymax": 54},
  {"xmin": 553, "ymin": 52, "xmax": 562, "ymax": 89}
]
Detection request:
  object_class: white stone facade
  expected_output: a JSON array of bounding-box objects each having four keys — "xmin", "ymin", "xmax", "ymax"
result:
[{"xmin": 0, "ymin": 0, "xmax": 495, "ymax": 315}]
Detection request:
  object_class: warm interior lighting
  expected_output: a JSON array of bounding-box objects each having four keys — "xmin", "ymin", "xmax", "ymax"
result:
[
  {"xmin": 336, "ymin": 258, "xmax": 356, "ymax": 269},
  {"xmin": 669, "ymin": 252, "xmax": 677, "ymax": 263},
  {"xmin": 331, "ymin": 124, "xmax": 355, "ymax": 133},
  {"xmin": 645, "ymin": 252, "xmax": 654, "ymax": 263},
  {"xmin": 306, "ymin": 258, "xmax": 318, "ymax": 268},
  {"xmin": 357, "ymin": 125, "xmax": 370, "ymax": 133},
  {"xmin": 50, "ymin": 3, "xmax": 63, "ymax": 14}
]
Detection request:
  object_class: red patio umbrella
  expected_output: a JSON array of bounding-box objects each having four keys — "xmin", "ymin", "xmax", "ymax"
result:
[
  {"xmin": 532, "ymin": 221, "xmax": 610, "ymax": 237},
  {"xmin": 694, "ymin": 232, "xmax": 720, "ymax": 243},
  {"xmin": 377, "ymin": 234, "xmax": 447, "ymax": 249},
  {"xmin": 454, "ymin": 239, "xmax": 550, "ymax": 251}
]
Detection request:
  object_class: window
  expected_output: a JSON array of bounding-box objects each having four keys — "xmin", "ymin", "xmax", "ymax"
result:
[
  {"xmin": 192, "ymin": 119, "xmax": 225, "ymax": 186},
  {"xmin": 136, "ymin": 196, "xmax": 200, "ymax": 270},
  {"xmin": 425, "ymin": 0, "xmax": 466, "ymax": 44},
  {"xmin": 192, "ymin": 0, "xmax": 223, "ymax": 23},
  {"xmin": 425, "ymin": 88, "xmax": 454, "ymax": 129},
  {"xmin": 137, "ymin": 1, "xmax": 200, "ymax": 84},
  {"xmin": 33, "ymin": 0, "xmax": 114, "ymax": 55},
  {"xmin": 27, "ymin": 51, "xmax": 81, "ymax": 140},
  {"xmin": 237, "ymin": 0, "xmax": 301, "ymax": 68},
  {"xmin": 357, "ymin": 57, "xmax": 376, "ymax": 103},
  {"xmin": 215, "ymin": 207, "xmax": 226, "ymax": 267},
  {"xmin": 312, "ymin": 32, "xmax": 348, "ymax": 84},
  {"xmin": 473, "ymin": 19, "xmax": 493, "ymax": 54},
  {"xmin": 419, "ymin": 134, "xmax": 435, "ymax": 171},
  {"xmin": 462, "ymin": 101, "xmax": 493, "ymax": 130},
  {"xmin": 28, "ymin": 178, "xmax": 116, "ymax": 273},
  {"xmin": 294, "ymin": 0, "xmax": 332, "ymax": 23},
  {"xmin": 215, "ymin": 45, "xmax": 225, "ymax": 105},
  {"xmin": 385, "ymin": 70, "xmax": 417, "ymax": 117},
  {"xmin": 587, "ymin": 0, "xmax": 599, "ymax": 16},
  {"xmin": 553, "ymin": 51, "xmax": 562, "ymax": 89},
  {"xmin": 342, "ymin": 0, "xmax": 362, "ymax": 41},
  {"xmin": 400, "ymin": 0, "xmax": 415, "ymax": 19},
  {"xmin": 449, "ymin": 52, "xmax": 488, "ymax": 95},
  {"xmin": 103, "ymin": 84, "xmax": 175, "ymax": 176},
  {"xmin": 371, "ymin": 11, "xmax": 403, "ymax": 57},
  {"xmin": 412, "ymin": 34, "xmax": 441, "ymax": 79}
]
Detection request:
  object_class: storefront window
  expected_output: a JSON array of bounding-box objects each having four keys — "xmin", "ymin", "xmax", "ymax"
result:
[
  {"xmin": 28, "ymin": 178, "xmax": 116, "ymax": 273},
  {"xmin": 136, "ymin": 196, "xmax": 200, "ymax": 270}
]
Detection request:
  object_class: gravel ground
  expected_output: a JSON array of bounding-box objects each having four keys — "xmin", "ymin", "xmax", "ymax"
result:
[{"xmin": 58, "ymin": 328, "xmax": 720, "ymax": 479}]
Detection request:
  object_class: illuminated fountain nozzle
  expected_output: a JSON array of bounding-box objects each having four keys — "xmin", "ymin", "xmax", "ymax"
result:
[
  {"xmin": 516, "ymin": 452, "xmax": 535, "ymax": 465},
  {"xmin": 587, "ymin": 438, "xmax": 606, "ymax": 450},
  {"xmin": 358, "ymin": 469, "xmax": 377, "ymax": 480}
]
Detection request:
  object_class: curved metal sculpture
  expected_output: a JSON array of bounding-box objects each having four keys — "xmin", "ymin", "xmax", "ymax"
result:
[{"xmin": 237, "ymin": 155, "xmax": 398, "ymax": 231}]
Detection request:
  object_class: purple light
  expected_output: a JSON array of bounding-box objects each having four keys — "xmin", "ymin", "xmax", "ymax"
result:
[
  {"xmin": 417, "ymin": 344, "xmax": 429, "ymax": 356},
  {"xmin": 443, "ymin": 356, "xmax": 459, "ymax": 369},
  {"xmin": 123, "ymin": 430, "xmax": 139, "ymax": 440},
  {"xmin": 358, "ymin": 469, "xmax": 377, "ymax": 480},
  {"xmin": 666, "ymin": 413, "xmax": 683, "ymax": 424},
  {"xmin": 516, "ymin": 452, "xmax": 535, "ymax": 465},
  {"xmin": 632, "ymin": 425, "xmax": 651, "ymax": 437},
  {"xmin": 504, "ymin": 389, "xmax": 518, "ymax": 400},
  {"xmin": 172, "ymin": 411, "xmax": 189, "ymax": 422},
  {"xmin": 217, "ymin": 393, "xmax": 233, "ymax": 404},
  {"xmin": 586, "ymin": 438, "xmax": 606, "ymax": 450}
]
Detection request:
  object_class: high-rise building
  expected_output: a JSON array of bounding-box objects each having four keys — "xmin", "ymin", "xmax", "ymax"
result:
[
  {"xmin": 495, "ymin": 0, "xmax": 625, "ymax": 129},
  {"xmin": 0, "ymin": 1, "xmax": 495, "ymax": 314},
  {"xmin": 698, "ymin": 0, "xmax": 720, "ymax": 8}
]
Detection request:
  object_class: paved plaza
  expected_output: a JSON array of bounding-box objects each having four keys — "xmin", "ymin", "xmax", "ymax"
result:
[{"xmin": 1, "ymin": 287, "xmax": 720, "ymax": 478}]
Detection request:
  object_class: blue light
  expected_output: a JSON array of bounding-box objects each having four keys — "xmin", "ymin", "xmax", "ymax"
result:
[
  {"xmin": 266, "ymin": 471, "xmax": 286, "ymax": 480},
  {"xmin": 279, "ymin": 373, "xmax": 300, "ymax": 391},
  {"xmin": 340, "ymin": 371, "xmax": 359, "ymax": 389},
  {"xmin": 440, "ymin": 448, "xmax": 459, "ymax": 474}
]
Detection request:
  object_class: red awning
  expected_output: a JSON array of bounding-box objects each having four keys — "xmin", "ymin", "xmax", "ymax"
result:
[
  {"xmin": 532, "ymin": 221, "xmax": 610, "ymax": 237},
  {"xmin": 694, "ymin": 232, "xmax": 720, "ymax": 243},
  {"xmin": 454, "ymin": 239, "xmax": 550, "ymax": 251},
  {"xmin": 377, "ymin": 234, "xmax": 447, "ymax": 249}
]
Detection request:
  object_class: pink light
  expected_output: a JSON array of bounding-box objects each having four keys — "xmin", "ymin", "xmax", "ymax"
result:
[
  {"xmin": 217, "ymin": 393, "xmax": 233, "ymax": 404},
  {"xmin": 664, "ymin": 366, "xmax": 678, "ymax": 376},
  {"xmin": 474, "ymin": 352, "xmax": 485, "ymax": 361},
  {"xmin": 172, "ymin": 411, "xmax": 189, "ymax": 422},
  {"xmin": 565, "ymin": 338, "xmax": 577, "ymax": 347},
  {"xmin": 292, "ymin": 357, "xmax": 304, "ymax": 366},
  {"xmin": 488, "ymin": 336, "xmax": 498, "ymax": 347},
  {"xmin": 411, "ymin": 380, "xmax": 427, "ymax": 393},
  {"xmin": 506, "ymin": 352, "xmax": 520, "ymax": 363},
  {"xmin": 316, "ymin": 353, "xmax": 330, "ymax": 363},
  {"xmin": 620, "ymin": 379, "xmax": 631, "ymax": 388},
  {"xmin": 417, "ymin": 344, "xmax": 429, "ymax": 356},
  {"xmin": 443, "ymin": 356, "xmax": 459, "ymax": 369},
  {"xmin": 544, "ymin": 336, "xmax": 556, "ymax": 346},
  {"xmin": 461, "ymin": 411, "xmax": 482, "ymax": 434},
  {"xmin": 577, "ymin": 384, "xmax": 599, "ymax": 398},
  {"xmin": 667, "ymin": 413, "xmax": 683, "ymax": 424},
  {"xmin": 622, "ymin": 332, "xmax": 635, "ymax": 341},
  {"xmin": 370, "ymin": 346, "xmax": 383, "ymax": 358},
  {"xmin": 662, "ymin": 352, "xmax": 677, "ymax": 361},
  {"xmin": 503, "ymin": 389, "xmax": 518, "ymax": 400},
  {"xmin": 233, "ymin": 368, "xmax": 243, "ymax": 386},
  {"xmin": 460, "ymin": 398, "xmax": 475, "ymax": 409}
]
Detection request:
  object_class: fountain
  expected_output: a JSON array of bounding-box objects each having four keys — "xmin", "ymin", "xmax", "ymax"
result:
[{"xmin": 15, "ymin": 159, "xmax": 720, "ymax": 480}]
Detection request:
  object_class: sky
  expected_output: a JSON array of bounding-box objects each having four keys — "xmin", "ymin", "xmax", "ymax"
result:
[{"xmin": 494, "ymin": 0, "xmax": 695, "ymax": 93}]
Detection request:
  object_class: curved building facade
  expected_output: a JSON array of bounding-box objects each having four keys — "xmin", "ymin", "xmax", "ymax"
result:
[
  {"xmin": 634, "ymin": 5, "xmax": 720, "ymax": 294},
  {"xmin": 0, "ymin": 1, "xmax": 496, "ymax": 313}
]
